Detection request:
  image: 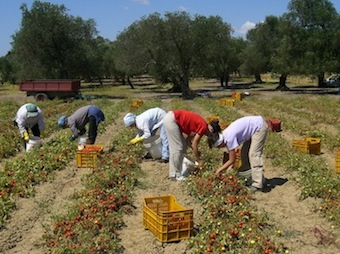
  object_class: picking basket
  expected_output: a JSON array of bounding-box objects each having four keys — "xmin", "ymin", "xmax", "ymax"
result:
[
  {"xmin": 292, "ymin": 138, "xmax": 320, "ymax": 155},
  {"xmin": 143, "ymin": 195, "xmax": 193, "ymax": 243},
  {"xmin": 335, "ymin": 148, "xmax": 340, "ymax": 173},
  {"xmin": 76, "ymin": 145, "xmax": 104, "ymax": 168}
]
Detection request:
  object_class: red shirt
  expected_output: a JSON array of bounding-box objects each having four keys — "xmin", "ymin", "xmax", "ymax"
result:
[{"xmin": 173, "ymin": 110, "xmax": 208, "ymax": 136}]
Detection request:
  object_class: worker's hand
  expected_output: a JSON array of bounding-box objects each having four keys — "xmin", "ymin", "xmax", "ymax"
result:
[
  {"xmin": 23, "ymin": 131, "xmax": 29, "ymax": 141},
  {"xmin": 40, "ymin": 130, "xmax": 45, "ymax": 138},
  {"xmin": 129, "ymin": 137, "xmax": 144, "ymax": 145},
  {"xmin": 69, "ymin": 135, "xmax": 76, "ymax": 142}
]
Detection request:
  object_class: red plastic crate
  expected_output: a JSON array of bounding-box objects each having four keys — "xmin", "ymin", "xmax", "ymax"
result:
[{"xmin": 267, "ymin": 119, "xmax": 282, "ymax": 132}]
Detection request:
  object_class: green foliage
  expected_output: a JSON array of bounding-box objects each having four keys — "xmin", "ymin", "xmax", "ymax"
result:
[{"xmin": 11, "ymin": 1, "xmax": 100, "ymax": 80}]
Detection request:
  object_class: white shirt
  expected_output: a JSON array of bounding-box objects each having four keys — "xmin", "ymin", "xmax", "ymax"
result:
[
  {"xmin": 135, "ymin": 107, "xmax": 166, "ymax": 139},
  {"xmin": 14, "ymin": 104, "xmax": 45, "ymax": 135},
  {"xmin": 222, "ymin": 116, "xmax": 264, "ymax": 151}
]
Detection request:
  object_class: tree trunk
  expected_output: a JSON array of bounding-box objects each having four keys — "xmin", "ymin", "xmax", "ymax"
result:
[
  {"xmin": 254, "ymin": 74, "xmax": 263, "ymax": 84},
  {"xmin": 276, "ymin": 74, "xmax": 290, "ymax": 91},
  {"xmin": 127, "ymin": 76, "xmax": 134, "ymax": 89},
  {"xmin": 317, "ymin": 73, "xmax": 325, "ymax": 87},
  {"xmin": 180, "ymin": 80, "xmax": 194, "ymax": 99},
  {"xmin": 220, "ymin": 76, "xmax": 224, "ymax": 87}
]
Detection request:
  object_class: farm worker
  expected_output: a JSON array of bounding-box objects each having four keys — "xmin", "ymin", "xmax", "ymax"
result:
[
  {"xmin": 58, "ymin": 105, "xmax": 105, "ymax": 144},
  {"xmin": 162, "ymin": 110, "xmax": 212, "ymax": 181},
  {"xmin": 208, "ymin": 116, "xmax": 268, "ymax": 192},
  {"xmin": 123, "ymin": 107, "xmax": 169, "ymax": 163},
  {"xmin": 13, "ymin": 103, "xmax": 45, "ymax": 147}
]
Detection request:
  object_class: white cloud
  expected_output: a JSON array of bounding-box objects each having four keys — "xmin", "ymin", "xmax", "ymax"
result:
[
  {"xmin": 133, "ymin": 0, "xmax": 150, "ymax": 5},
  {"xmin": 236, "ymin": 21, "xmax": 256, "ymax": 36},
  {"xmin": 178, "ymin": 6, "xmax": 188, "ymax": 12}
]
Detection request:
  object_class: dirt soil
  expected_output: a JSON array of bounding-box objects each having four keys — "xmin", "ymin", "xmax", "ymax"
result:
[{"xmin": 0, "ymin": 83, "xmax": 339, "ymax": 254}]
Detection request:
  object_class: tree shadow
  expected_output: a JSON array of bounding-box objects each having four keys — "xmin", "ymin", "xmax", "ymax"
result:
[{"xmin": 262, "ymin": 177, "xmax": 288, "ymax": 193}]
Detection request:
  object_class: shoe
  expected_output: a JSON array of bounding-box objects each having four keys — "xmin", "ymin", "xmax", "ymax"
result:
[
  {"xmin": 168, "ymin": 177, "xmax": 177, "ymax": 181},
  {"xmin": 158, "ymin": 158, "xmax": 169, "ymax": 163},
  {"xmin": 143, "ymin": 152, "xmax": 153, "ymax": 160},
  {"xmin": 246, "ymin": 186, "xmax": 261, "ymax": 193},
  {"xmin": 176, "ymin": 176, "xmax": 186, "ymax": 181}
]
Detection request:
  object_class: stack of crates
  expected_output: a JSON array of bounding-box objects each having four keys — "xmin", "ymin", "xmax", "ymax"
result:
[
  {"xmin": 231, "ymin": 92, "xmax": 243, "ymax": 101},
  {"xmin": 206, "ymin": 115, "xmax": 219, "ymax": 124},
  {"xmin": 267, "ymin": 119, "xmax": 282, "ymax": 132},
  {"xmin": 219, "ymin": 98, "xmax": 235, "ymax": 107},
  {"xmin": 143, "ymin": 195, "xmax": 193, "ymax": 243},
  {"xmin": 336, "ymin": 148, "xmax": 340, "ymax": 173},
  {"xmin": 76, "ymin": 145, "xmax": 104, "ymax": 168},
  {"xmin": 292, "ymin": 138, "xmax": 321, "ymax": 155}
]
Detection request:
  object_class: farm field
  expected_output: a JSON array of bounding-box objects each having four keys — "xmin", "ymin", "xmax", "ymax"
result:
[{"xmin": 0, "ymin": 80, "xmax": 339, "ymax": 254}]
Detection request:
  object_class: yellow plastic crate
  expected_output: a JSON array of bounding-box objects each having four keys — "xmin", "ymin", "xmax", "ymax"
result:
[
  {"xmin": 231, "ymin": 92, "xmax": 243, "ymax": 101},
  {"xmin": 206, "ymin": 115, "xmax": 219, "ymax": 123},
  {"xmin": 219, "ymin": 98, "xmax": 235, "ymax": 107},
  {"xmin": 143, "ymin": 195, "xmax": 193, "ymax": 243},
  {"xmin": 223, "ymin": 149, "xmax": 242, "ymax": 169},
  {"xmin": 129, "ymin": 105, "xmax": 139, "ymax": 112},
  {"xmin": 219, "ymin": 121, "xmax": 232, "ymax": 130},
  {"xmin": 335, "ymin": 148, "xmax": 340, "ymax": 173},
  {"xmin": 292, "ymin": 138, "xmax": 321, "ymax": 155},
  {"xmin": 76, "ymin": 145, "xmax": 103, "ymax": 168},
  {"xmin": 131, "ymin": 99, "xmax": 144, "ymax": 107}
]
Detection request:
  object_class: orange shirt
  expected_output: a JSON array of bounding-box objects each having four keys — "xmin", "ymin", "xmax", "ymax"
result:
[{"xmin": 173, "ymin": 110, "xmax": 208, "ymax": 136}]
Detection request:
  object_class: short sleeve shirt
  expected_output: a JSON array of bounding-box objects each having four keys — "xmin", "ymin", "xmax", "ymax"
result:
[
  {"xmin": 222, "ymin": 116, "xmax": 264, "ymax": 150},
  {"xmin": 173, "ymin": 110, "xmax": 208, "ymax": 136}
]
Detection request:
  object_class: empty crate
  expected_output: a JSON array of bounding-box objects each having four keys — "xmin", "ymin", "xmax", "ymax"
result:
[
  {"xmin": 223, "ymin": 149, "xmax": 242, "ymax": 169},
  {"xmin": 231, "ymin": 92, "xmax": 243, "ymax": 101},
  {"xmin": 219, "ymin": 98, "xmax": 235, "ymax": 107},
  {"xmin": 219, "ymin": 121, "xmax": 232, "ymax": 130},
  {"xmin": 267, "ymin": 119, "xmax": 282, "ymax": 132},
  {"xmin": 292, "ymin": 138, "xmax": 321, "ymax": 155},
  {"xmin": 336, "ymin": 148, "xmax": 340, "ymax": 173},
  {"xmin": 206, "ymin": 115, "xmax": 219, "ymax": 123},
  {"xmin": 143, "ymin": 195, "xmax": 193, "ymax": 243}
]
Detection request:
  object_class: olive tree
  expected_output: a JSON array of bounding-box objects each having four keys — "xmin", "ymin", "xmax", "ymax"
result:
[
  {"xmin": 11, "ymin": 1, "xmax": 99, "ymax": 80},
  {"xmin": 286, "ymin": 0, "xmax": 338, "ymax": 86}
]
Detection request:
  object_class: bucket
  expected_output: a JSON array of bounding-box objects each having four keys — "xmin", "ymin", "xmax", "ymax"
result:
[
  {"xmin": 181, "ymin": 156, "xmax": 198, "ymax": 177},
  {"xmin": 143, "ymin": 135, "xmax": 162, "ymax": 159},
  {"xmin": 26, "ymin": 136, "xmax": 42, "ymax": 152},
  {"xmin": 237, "ymin": 169, "xmax": 252, "ymax": 186},
  {"xmin": 78, "ymin": 136, "xmax": 88, "ymax": 146}
]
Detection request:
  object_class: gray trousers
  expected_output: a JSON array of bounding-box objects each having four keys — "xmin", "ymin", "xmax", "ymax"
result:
[
  {"xmin": 163, "ymin": 111, "xmax": 187, "ymax": 178},
  {"xmin": 243, "ymin": 118, "xmax": 268, "ymax": 188}
]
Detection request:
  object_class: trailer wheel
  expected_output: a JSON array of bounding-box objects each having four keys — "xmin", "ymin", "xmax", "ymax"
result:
[{"xmin": 35, "ymin": 93, "xmax": 48, "ymax": 102}]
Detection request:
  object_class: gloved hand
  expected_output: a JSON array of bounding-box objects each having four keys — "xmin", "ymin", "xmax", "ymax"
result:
[
  {"xmin": 129, "ymin": 137, "xmax": 144, "ymax": 145},
  {"xmin": 40, "ymin": 130, "xmax": 45, "ymax": 138},
  {"xmin": 69, "ymin": 135, "xmax": 76, "ymax": 142},
  {"xmin": 23, "ymin": 131, "xmax": 29, "ymax": 141}
]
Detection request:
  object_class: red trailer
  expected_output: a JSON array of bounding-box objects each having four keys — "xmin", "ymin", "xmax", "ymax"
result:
[{"xmin": 19, "ymin": 79, "xmax": 82, "ymax": 101}]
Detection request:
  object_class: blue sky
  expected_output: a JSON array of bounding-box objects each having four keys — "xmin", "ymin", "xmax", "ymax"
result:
[{"xmin": 1, "ymin": 0, "xmax": 340, "ymax": 57}]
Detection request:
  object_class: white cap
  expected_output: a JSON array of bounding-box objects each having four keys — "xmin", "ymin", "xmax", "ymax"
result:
[
  {"xmin": 123, "ymin": 113, "xmax": 136, "ymax": 127},
  {"xmin": 213, "ymin": 133, "xmax": 224, "ymax": 147}
]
